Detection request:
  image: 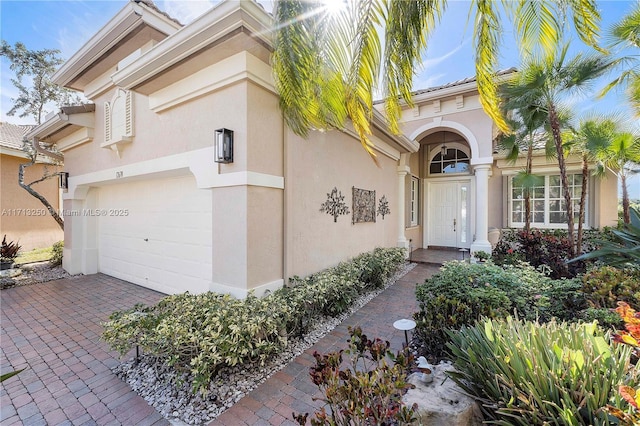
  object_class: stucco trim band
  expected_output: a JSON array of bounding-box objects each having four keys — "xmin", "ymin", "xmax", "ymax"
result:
[
  {"xmin": 148, "ymin": 51, "xmax": 273, "ymax": 113},
  {"xmin": 63, "ymin": 147, "xmax": 284, "ymax": 200}
]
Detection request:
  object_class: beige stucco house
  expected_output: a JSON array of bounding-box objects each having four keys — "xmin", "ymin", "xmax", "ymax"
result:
[
  {"xmin": 26, "ymin": 0, "xmax": 618, "ymax": 297},
  {"xmin": 1, "ymin": 122, "xmax": 63, "ymax": 251}
]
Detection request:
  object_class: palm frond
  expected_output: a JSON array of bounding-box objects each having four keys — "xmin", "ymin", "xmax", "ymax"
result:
[
  {"xmin": 383, "ymin": 0, "xmax": 442, "ymax": 134},
  {"xmin": 474, "ymin": 0, "xmax": 509, "ymax": 133}
]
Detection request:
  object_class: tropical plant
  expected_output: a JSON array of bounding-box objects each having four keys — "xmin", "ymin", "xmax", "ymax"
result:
[
  {"xmin": 600, "ymin": 1, "xmax": 640, "ymax": 116},
  {"xmin": 594, "ymin": 128, "xmax": 639, "ymax": 224},
  {"xmin": 499, "ymin": 46, "xmax": 616, "ymax": 256},
  {"xmin": 413, "ymin": 260, "xmax": 585, "ymax": 359},
  {"xmin": 573, "ymin": 207, "xmax": 640, "ymax": 267},
  {"xmin": 448, "ymin": 317, "xmax": 638, "ymax": 425},
  {"xmin": 272, "ymin": 0, "xmax": 603, "ymax": 158},
  {"xmin": 582, "ymin": 265, "xmax": 640, "ymax": 310},
  {"xmin": 293, "ymin": 326, "xmax": 417, "ymax": 426},
  {"xmin": 604, "ymin": 302, "xmax": 640, "ymax": 425},
  {"xmin": 1, "ymin": 235, "xmax": 21, "ymax": 262}
]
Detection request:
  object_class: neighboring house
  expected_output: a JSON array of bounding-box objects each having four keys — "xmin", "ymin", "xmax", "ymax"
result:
[
  {"xmin": 0, "ymin": 122, "xmax": 63, "ymax": 251},
  {"xmin": 26, "ymin": 0, "xmax": 618, "ymax": 297}
]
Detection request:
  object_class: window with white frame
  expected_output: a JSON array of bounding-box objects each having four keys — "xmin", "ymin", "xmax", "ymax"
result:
[
  {"xmin": 410, "ymin": 176, "xmax": 419, "ymax": 226},
  {"xmin": 510, "ymin": 174, "xmax": 586, "ymax": 227}
]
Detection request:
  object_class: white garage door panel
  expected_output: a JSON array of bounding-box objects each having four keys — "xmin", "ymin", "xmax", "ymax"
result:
[{"xmin": 98, "ymin": 175, "xmax": 212, "ymax": 294}]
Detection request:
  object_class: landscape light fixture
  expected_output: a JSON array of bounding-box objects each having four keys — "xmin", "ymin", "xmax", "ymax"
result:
[
  {"xmin": 393, "ymin": 318, "xmax": 416, "ymax": 347},
  {"xmin": 59, "ymin": 172, "xmax": 69, "ymax": 190},
  {"xmin": 214, "ymin": 128, "xmax": 234, "ymax": 163}
]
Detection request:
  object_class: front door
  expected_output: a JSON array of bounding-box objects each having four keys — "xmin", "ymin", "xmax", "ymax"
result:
[{"xmin": 427, "ymin": 181, "xmax": 470, "ymax": 248}]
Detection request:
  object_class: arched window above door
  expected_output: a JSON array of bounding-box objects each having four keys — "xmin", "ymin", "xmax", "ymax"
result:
[{"xmin": 429, "ymin": 148, "xmax": 470, "ymax": 174}]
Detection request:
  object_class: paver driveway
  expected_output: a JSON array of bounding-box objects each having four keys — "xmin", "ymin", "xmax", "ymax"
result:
[{"xmin": 0, "ymin": 274, "xmax": 169, "ymax": 425}]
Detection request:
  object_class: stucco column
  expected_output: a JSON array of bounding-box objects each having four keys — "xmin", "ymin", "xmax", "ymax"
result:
[
  {"xmin": 471, "ymin": 164, "xmax": 492, "ymax": 254},
  {"xmin": 61, "ymin": 185, "xmax": 98, "ymax": 275},
  {"xmin": 397, "ymin": 163, "xmax": 410, "ymax": 249}
]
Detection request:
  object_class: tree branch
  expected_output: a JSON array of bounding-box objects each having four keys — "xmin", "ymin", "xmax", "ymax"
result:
[{"xmin": 18, "ymin": 160, "xmax": 64, "ymax": 230}]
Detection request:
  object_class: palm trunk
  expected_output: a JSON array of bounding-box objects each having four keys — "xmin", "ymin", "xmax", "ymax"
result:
[
  {"xmin": 548, "ymin": 104, "xmax": 575, "ymax": 257},
  {"xmin": 19, "ymin": 161, "xmax": 64, "ymax": 230},
  {"xmin": 621, "ymin": 173, "xmax": 630, "ymax": 224},
  {"xmin": 577, "ymin": 154, "xmax": 588, "ymax": 254},
  {"xmin": 524, "ymin": 147, "xmax": 533, "ymax": 232}
]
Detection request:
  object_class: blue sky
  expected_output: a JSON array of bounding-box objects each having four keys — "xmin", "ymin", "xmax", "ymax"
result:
[{"xmin": 1, "ymin": 0, "xmax": 638, "ymax": 198}]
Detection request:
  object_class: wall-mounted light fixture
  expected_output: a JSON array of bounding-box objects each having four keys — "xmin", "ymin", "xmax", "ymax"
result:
[
  {"xmin": 440, "ymin": 131, "xmax": 448, "ymax": 157},
  {"xmin": 214, "ymin": 128, "xmax": 234, "ymax": 163},
  {"xmin": 59, "ymin": 172, "xmax": 69, "ymax": 190}
]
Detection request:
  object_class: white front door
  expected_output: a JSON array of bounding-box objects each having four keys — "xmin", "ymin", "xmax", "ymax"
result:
[{"xmin": 427, "ymin": 181, "xmax": 470, "ymax": 248}]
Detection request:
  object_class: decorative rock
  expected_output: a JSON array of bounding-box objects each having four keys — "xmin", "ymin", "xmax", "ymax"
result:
[{"xmin": 403, "ymin": 362, "xmax": 483, "ymax": 426}]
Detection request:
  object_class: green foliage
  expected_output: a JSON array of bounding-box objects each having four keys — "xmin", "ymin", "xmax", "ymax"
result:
[
  {"xmin": 573, "ymin": 207, "xmax": 640, "ymax": 267},
  {"xmin": 49, "ymin": 241, "xmax": 63, "ymax": 266},
  {"xmin": 447, "ymin": 317, "xmax": 638, "ymax": 425},
  {"xmin": 1, "ymin": 235, "xmax": 21, "ymax": 261},
  {"xmin": 293, "ymin": 326, "xmax": 417, "ymax": 426},
  {"xmin": 582, "ymin": 265, "xmax": 640, "ymax": 310},
  {"xmin": 0, "ymin": 40, "xmax": 80, "ymax": 124},
  {"xmin": 580, "ymin": 308, "xmax": 624, "ymax": 330},
  {"xmin": 414, "ymin": 261, "xmax": 584, "ymax": 360},
  {"xmin": 493, "ymin": 228, "xmax": 591, "ymax": 278},
  {"xmin": 102, "ymin": 247, "xmax": 406, "ymax": 394},
  {"xmin": 0, "ymin": 369, "xmax": 24, "ymax": 383}
]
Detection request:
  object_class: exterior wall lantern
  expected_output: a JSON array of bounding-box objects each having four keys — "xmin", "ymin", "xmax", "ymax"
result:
[
  {"xmin": 59, "ymin": 172, "xmax": 69, "ymax": 190},
  {"xmin": 214, "ymin": 128, "xmax": 234, "ymax": 163}
]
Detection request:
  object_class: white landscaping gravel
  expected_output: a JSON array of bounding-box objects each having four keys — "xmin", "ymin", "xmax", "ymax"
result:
[
  {"xmin": 0, "ymin": 262, "xmax": 77, "ymax": 290},
  {"xmin": 112, "ymin": 262, "xmax": 417, "ymax": 426}
]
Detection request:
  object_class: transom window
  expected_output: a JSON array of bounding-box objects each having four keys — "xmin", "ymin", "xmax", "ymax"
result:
[
  {"xmin": 511, "ymin": 174, "xmax": 585, "ymax": 227},
  {"xmin": 429, "ymin": 149, "xmax": 470, "ymax": 174}
]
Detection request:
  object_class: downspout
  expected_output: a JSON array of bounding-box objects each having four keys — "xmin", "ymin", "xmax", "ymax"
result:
[{"xmin": 32, "ymin": 137, "xmax": 64, "ymax": 162}]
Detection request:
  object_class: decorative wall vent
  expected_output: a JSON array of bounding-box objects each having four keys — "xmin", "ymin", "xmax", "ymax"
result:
[
  {"xmin": 320, "ymin": 187, "xmax": 350, "ymax": 223},
  {"xmin": 102, "ymin": 88, "xmax": 134, "ymax": 157},
  {"xmin": 377, "ymin": 195, "xmax": 390, "ymax": 219},
  {"xmin": 352, "ymin": 187, "xmax": 376, "ymax": 224}
]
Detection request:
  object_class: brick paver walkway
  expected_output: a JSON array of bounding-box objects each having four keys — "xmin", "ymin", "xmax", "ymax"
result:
[
  {"xmin": 213, "ymin": 263, "xmax": 440, "ymax": 426},
  {"xmin": 0, "ymin": 274, "xmax": 169, "ymax": 425},
  {"xmin": 0, "ymin": 262, "xmax": 440, "ymax": 426}
]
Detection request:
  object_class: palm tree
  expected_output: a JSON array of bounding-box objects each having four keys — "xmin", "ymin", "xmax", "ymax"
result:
[
  {"xmin": 601, "ymin": 1, "xmax": 640, "ymax": 115},
  {"xmin": 563, "ymin": 118, "xmax": 617, "ymax": 251},
  {"xmin": 584, "ymin": 120, "xmax": 640, "ymax": 224},
  {"xmin": 272, "ymin": 0, "xmax": 603, "ymax": 157},
  {"xmin": 499, "ymin": 46, "xmax": 615, "ymax": 256},
  {"xmin": 496, "ymin": 97, "xmax": 548, "ymax": 231}
]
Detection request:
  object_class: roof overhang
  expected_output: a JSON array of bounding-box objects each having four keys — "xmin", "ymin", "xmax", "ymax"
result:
[
  {"xmin": 371, "ymin": 109, "xmax": 420, "ymax": 154},
  {"xmin": 53, "ymin": 1, "xmax": 182, "ymax": 91},
  {"xmin": 112, "ymin": 1, "xmax": 273, "ymax": 94},
  {"xmin": 26, "ymin": 104, "xmax": 96, "ymax": 146}
]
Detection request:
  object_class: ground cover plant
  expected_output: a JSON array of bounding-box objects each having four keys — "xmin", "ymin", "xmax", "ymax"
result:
[
  {"xmin": 447, "ymin": 317, "xmax": 638, "ymax": 425},
  {"xmin": 102, "ymin": 247, "xmax": 406, "ymax": 394}
]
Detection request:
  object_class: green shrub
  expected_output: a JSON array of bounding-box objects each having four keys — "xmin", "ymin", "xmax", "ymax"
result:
[
  {"xmin": 582, "ymin": 265, "xmax": 640, "ymax": 310},
  {"xmin": 50, "ymin": 241, "xmax": 63, "ymax": 266},
  {"xmin": 102, "ymin": 247, "xmax": 407, "ymax": 393},
  {"xmin": 447, "ymin": 317, "xmax": 638, "ymax": 425},
  {"xmin": 414, "ymin": 260, "xmax": 584, "ymax": 359},
  {"xmin": 580, "ymin": 307, "xmax": 623, "ymax": 329}
]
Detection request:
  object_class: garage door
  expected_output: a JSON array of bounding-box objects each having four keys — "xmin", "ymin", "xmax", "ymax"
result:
[{"xmin": 98, "ymin": 174, "xmax": 212, "ymax": 294}]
